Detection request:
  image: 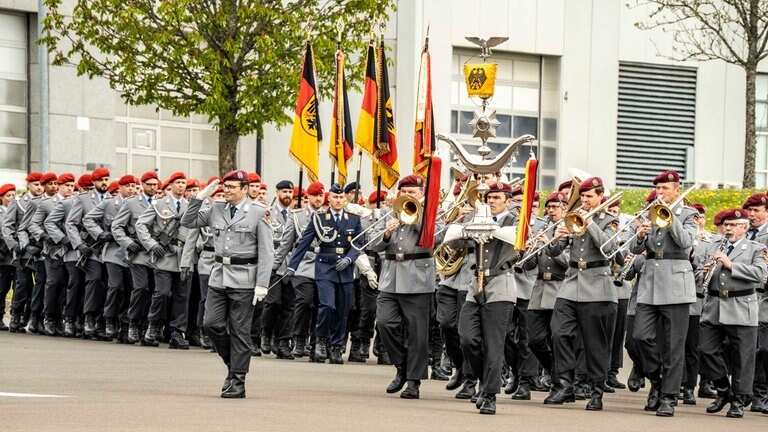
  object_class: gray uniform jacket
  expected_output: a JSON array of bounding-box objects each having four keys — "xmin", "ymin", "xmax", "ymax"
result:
[
  {"xmin": 0, "ymin": 205, "xmax": 12, "ymax": 266},
  {"xmin": 83, "ymin": 195, "xmax": 128, "ymax": 267},
  {"xmin": 181, "ymin": 197, "xmax": 273, "ymax": 289},
  {"xmin": 111, "ymin": 194, "xmax": 152, "ymax": 267},
  {"xmin": 626, "ymin": 254, "xmax": 645, "ymax": 316},
  {"xmin": 465, "ymin": 212, "xmax": 519, "ymax": 304},
  {"xmin": 371, "ymin": 212, "xmax": 444, "ymax": 295},
  {"xmin": 135, "ymin": 196, "xmax": 190, "ymax": 273},
  {"xmin": 2, "ymin": 193, "xmax": 38, "ymax": 255},
  {"xmin": 690, "ymin": 238, "xmax": 712, "ymax": 316},
  {"xmin": 514, "ymin": 216, "xmax": 547, "ymax": 301},
  {"xmin": 270, "ymin": 203, "xmax": 293, "ymax": 275},
  {"xmin": 630, "ymin": 203, "xmax": 697, "ymax": 306},
  {"xmin": 548, "ymin": 212, "xmax": 619, "ymax": 303},
  {"xmin": 44, "ymin": 199, "xmax": 78, "ymax": 263},
  {"xmin": 701, "ymin": 238, "xmax": 766, "ymax": 327},
  {"xmin": 66, "ymin": 191, "xmax": 106, "ymax": 263},
  {"xmin": 528, "ymin": 244, "xmax": 570, "ymax": 311},
  {"xmin": 181, "ymin": 198, "xmax": 215, "ymax": 275},
  {"xmin": 18, "ymin": 194, "xmax": 52, "ymax": 262},
  {"xmin": 274, "ymin": 207, "xmax": 316, "ymax": 279},
  {"xmin": 29, "ymin": 195, "xmax": 70, "ymax": 261}
]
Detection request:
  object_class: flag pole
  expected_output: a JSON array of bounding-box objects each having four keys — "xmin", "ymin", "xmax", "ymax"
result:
[
  {"xmin": 296, "ymin": 169, "xmax": 304, "ymax": 209},
  {"xmin": 353, "ymin": 151, "xmax": 363, "ymax": 202},
  {"xmin": 330, "ymin": 160, "xmax": 336, "ymax": 186}
]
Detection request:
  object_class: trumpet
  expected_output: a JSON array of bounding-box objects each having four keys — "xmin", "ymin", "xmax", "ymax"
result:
[
  {"xmin": 649, "ymin": 183, "xmax": 699, "ymax": 229},
  {"xmin": 513, "ymin": 217, "xmax": 552, "ymax": 273},
  {"xmin": 351, "ymin": 195, "xmax": 423, "ymax": 251}
]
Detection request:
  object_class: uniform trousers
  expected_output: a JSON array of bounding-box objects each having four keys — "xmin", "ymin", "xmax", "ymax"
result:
[
  {"xmin": 128, "ymin": 264, "xmax": 153, "ymax": 322},
  {"xmin": 43, "ymin": 260, "xmax": 67, "ymax": 317},
  {"xmin": 527, "ymin": 309, "xmax": 554, "ymax": 373},
  {"xmin": 683, "ymin": 315, "xmax": 701, "ymax": 388},
  {"xmin": 197, "ymin": 273, "xmax": 210, "ymax": 329},
  {"xmin": 31, "ymin": 260, "xmax": 46, "ymax": 315},
  {"xmin": 0, "ymin": 265, "xmax": 16, "ymax": 316},
  {"xmin": 609, "ymin": 299, "xmax": 629, "ymax": 372},
  {"xmin": 552, "ymin": 299, "xmax": 617, "ymax": 385},
  {"xmin": 436, "ymin": 286, "xmax": 469, "ymax": 376},
  {"xmin": 291, "ymin": 275, "xmax": 316, "ymax": 339},
  {"xmin": 11, "ymin": 266, "xmax": 32, "ymax": 313},
  {"xmin": 700, "ymin": 322, "xmax": 757, "ymax": 395},
  {"xmin": 354, "ymin": 278, "xmax": 378, "ymax": 342},
  {"xmin": 459, "ymin": 300, "xmax": 514, "ymax": 394},
  {"xmin": 187, "ymin": 270, "xmax": 200, "ymax": 337},
  {"xmin": 204, "ymin": 286, "xmax": 255, "ymax": 374},
  {"xmin": 82, "ymin": 259, "xmax": 105, "ymax": 316},
  {"xmin": 261, "ymin": 273, "xmax": 295, "ymax": 341},
  {"xmin": 633, "ymin": 303, "xmax": 689, "ymax": 394},
  {"xmin": 64, "ymin": 262, "xmax": 84, "ymax": 317},
  {"xmin": 347, "ymin": 278, "xmax": 362, "ymax": 342},
  {"xmin": 755, "ymin": 322, "xmax": 768, "ymax": 402},
  {"xmin": 377, "ymin": 291, "xmax": 431, "ymax": 380},
  {"xmin": 104, "ymin": 263, "xmax": 131, "ymax": 320},
  {"xmin": 148, "ymin": 269, "xmax": 189, "ymax": 332},
  {"xmin": 316, "ymin": 279, "xmax": 353, "ymax": 346},
  {"xmin": 428, "ymin": 293, "xmax": 443, "ymax": 363},
  {"xmin": 506, "ymin": 298, "xmax": 539, "ymax": 379}
]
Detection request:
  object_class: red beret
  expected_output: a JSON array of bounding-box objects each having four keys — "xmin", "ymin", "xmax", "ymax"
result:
[
  {"xmin": 118, "ymin": 174, "xmax": 136, "ymax": 186},
  {"xmin": 222, "ymin": 169, "xmax": 247, "ymax": 183},
  {"xmin": 293, "ymin": 186, "xmax": 307, "ymax": 198},
  {"xmin": 545, "ymin": 192, "xmax": 567, "ymax": 205},
  {"xmin": 557, "ymin": 180, "xmax": 572, "ymax": 192},
  {"xmin": 134, "ymin": 176, "xmax": 140, "ymax": 184},
  {"xmin": 107, "ymin": 181, "xmax": 119, "ymax": 194},
  {"xmin": 260, "ymin": 184, "xmax": 267, "ymax": 190},
  {"xmin": 56, "ymin": 173, "xmax": 75, "ymax": 184},
  {"xmin": 691, "ymin": 203, "xmax": 706, "ymax": 215},
  {"xmin": 26, "ymin": 172, "xmax": 43, "ymax": 183},
  {"xmin": 646, "ymin": 190, "xmax": 657, "ymax": 203},
  {"xmin": 397, "ymin": 175, "xmax": 424, "ymax": 190},
  {"xmin": 578, "ymin": 177, "xmax": 603, "ymax": 194},
  {"xmin": 533, "ymin": 192, "xmax": 540, "ymax": 201},
  {"xmin": 487, "ymin": 183, "xmax": 512, "ymax": 194},
  {"xmin": 369, "ymin": 190, "xmax": 388, "ymax": 204},
  {"xmin": 77, "ymin": 174, "xmax": 93, "ymax": 188},
  {"xmin": 141, "ymin": 171, "xmax": 159, "ymax": 183},
  {"xmin": 207, "ymin": 176, "xmax": 221, "ymax": 185},
  {"xmin": 713, "ymin": 210, "xmax": 728, "ymax": 226},
  {"xmin": 323, "ymin": 191, "xmax": 329, "ymax": 205},
  {"xmin": 307, "ymin": 182, "xmax": 324, "ymax": 196},
  {"xmin": 40, "ymin": 172, "xmax": 57, "ymax": 185},
  {"xmin": 452, "ymin": 180, "xmax": 464, "ymax": 197},
  {"xmin": 510, "ymin": 185, "xmax": 523, "ymax": 196},
  {"xmin": 248, "ymin": 172, "xmax": 261, "ymax": 183},
  {"xmin": 91, "ymin": 167, "xmax": 110, "ymax": 181},
  {"xmin": 162, "ymin": 181, "xmax": 172, "ymax": 190},
  {"xmin": 600, "ymin": 195, "xmax": 620, "ymax": 207},
  {"xmin": 184, "ymin": 178, "xmax": 198, "ymax": 189},
  {"xmin": 214, "ymin": 185, "xmax": 224, "ymax": 195},
  {"xmin": 167, "ymin": 171, "xmax": 186, "ymax": 184},
  {"xmin": 0, "ymin": 184, "xmax": 16, "ymax": 196},
  {"xmin": 722, "ymin": 208, "xmax": 749, "ymax": 223},
  {"xmin": 742, "ymin": 193, "xmax": 768, "ymax": 209},
  {"xmin": 652, "ymin": 170, "xmax": 680, "ymax": 185}
]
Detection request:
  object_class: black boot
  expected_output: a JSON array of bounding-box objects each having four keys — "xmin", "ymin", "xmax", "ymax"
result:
[
  {"xmin": 142, "ymin": 323, "xmax": 160, "ymax": 347},
  {"xmin": 276, "ymin": 339, "xmax": 295, "ymax": 360},
  {"xmin": 387, "ymin": 365, "xmax": 407, "ymax": 394},
  {"xmin": 574, "ymin": 377, "xmax": 588, "ymax": 400},
  {"xmin": 221, "ymin": 367, "xmax": 234, "ymax": 392},
  {"xmin": 44, "ymin": 316, "xmax": 56, "ymax": 336},
  {"xmin": 606, "ymin": 369, "xmax": 626, "ymax": 389},
  {"xmin": 0, "ymin": 313, "xmax": 7, "ymax": 331},
  {"xmin": 260, "ymin": 332, "xmax": 272, "ymax": 355},
  {"xmin": 348, "ymin": 339, "xmax": 364, "ymax": 362},
  {"xmin": 530, "ymin": 374, "xmax": 550, "ymax": 392},
  {"xmin": 28, "ymin": 313, "xmax": 40, "ymax": 334},
  {"xmin": 329, "ymin": 345, "xmax": 344, "ymax": 364},
  {"xmin": 187, "ymin": 330, "xmax": 201, "ymax": 347},
  {"xmin": 707, "ymin": 387, "xmax": 732, "ymax": 414},
  {"xmin": 431, "ymin": 360, "xmax": 450, "ymax": 381},
  {"xmin": 126, "ymin": 322, "xmax": 140, "ymax": 344},
  {"xmin": 544, "ymin": 379, "xmax": 576, "ymax": 405},
  {"xmin": 83, "ymin": 314, "xmax": 95, "ymax": 338},
  {"xmin": 586, "ymin": 383, "xmax": 604, "ymax": 411},
  {"xmin": 504, "ymin": 373, "xmax": 519, "ymax": 395},
  {"xmin": 656, "ymin": 394, "xmax": 675, "ymax": 417},
  {"xmin": 250, "ymin": 338, "xmax": 262, "ymax": 357},
  {"xmin": 314, "ymin": 337, "xmax": 328, "ymax": 363},
  {"xmin": 446, "ymin": 370, "xmax": 465, "ymax": 391},
  {"xmin": 56, "ymin": 319, "xmax": 65, "ymax": 336},
  {"xmin": 105, "ymin": 318, "xmax": 117, "ymax": 339},
  {"xmin": 221, "ymin": 373, "xmax": 246, "ymax": 399},
  {"xmin": 360, "ymin": 339, "xmax": 371, "ymax": 359},
  {"xmin": 540, "ymin": 370, "xmax": 553, "ymax": 390},
  {"xmin": 9, "ymin": 309, "xmax": 25, "ymax": 333},
  {"xmin": 479, "ymin": 393, "xmax": 497, "ymax": 415},
  {"xmin": 292, "ymin": 337, "xmax": 306, "ymax": 358},
  {"xmin": 199, "ymin": 329, "xmax": 212, "ymax": 350},
  {"xmin": 169, "ymin": 329, "xmax": 190, "ymax": 349},
  {"xmin": 377, "ymin": 350, "xmax": 392, "ymax": 365},
  {"xmin": 64, "ymin": 316, "xmax": 75, "ymax": 338},
  {"xmin": 456, "ymin": 378, "xmax": 477, "ymax": 400},
  {"xmin": 512, "ymin": 377, "xmax": 531, "ymax": 401},
  {"xmin": 400, "ymin": 380, "xmax": 420, "ymax": 399},
  {"xmin": 699, "ymin": 380, "xmax": 717, "ymax": 399},
  {"xmin": 726, "ymin": 394, "xmax": 745, "ymax": 418},
  {"xmin": 682, "ymin": 387, "xmax": 697, "ymax": 405},
  {"xmin": 750, "ymin": 392, "xmax": 766, "ymax": 412},
  {"xmin": 644, "ymin": 380, "xmax": 662, "ymax": 411}
]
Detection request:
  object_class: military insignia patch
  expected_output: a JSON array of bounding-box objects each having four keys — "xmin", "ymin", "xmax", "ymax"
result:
[
  {"xmin": 763, "ymin": 249, "xmax": 768, "ymax": 261},
  {"xmin": 466, "ymin": 67, "xmax": 487, "ymax": 90}
]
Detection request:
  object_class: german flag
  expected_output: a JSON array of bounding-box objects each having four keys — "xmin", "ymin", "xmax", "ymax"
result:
[
  {"xmin": 413, "ymin": 37, "xmax": 434, "ymax": 178},
  {"xmin": 375, "ymin": 38, "xmax": 400, "ymax": 189},
  {"xmin": 289, "ymin": 42, "xmax": 323, "ymax": 182},
  {"xmin": 355, "ymin": 40, "xmax": 377, "ymax": 159},
  {"xmin": 329, "ymin": 47, "xmax": 354, "ymax": 185},
  {"xmin": 515, "ymin": 156, "xmax": 538, "ymax": 251}
]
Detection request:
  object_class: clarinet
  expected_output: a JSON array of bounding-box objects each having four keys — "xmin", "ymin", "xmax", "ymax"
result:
[
  {"xmin": 613, "ymin": 254, "xmax": 636, "ymax": 287},
  {"xmin": 702, "ymin": 238, "xmax": 728, "ymax": 291}
]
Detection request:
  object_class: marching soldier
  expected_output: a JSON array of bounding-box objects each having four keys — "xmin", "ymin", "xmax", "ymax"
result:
[
  {"xmin": 605, "ymin": 197, "xmax": 630, "ymax": 391},
  {"xmin": 181, "ymin": 171, "xmax": 273, "ymax": 398},
  {"xmin": 135, "ymin": 171, "xmax": 191, "ymax": 348},
  {"xmin": 247, "ymin": 173, "xmax": 261, "ymax": 201},
  {"xmin": 700, "ymin": 208, "xmax": 766, "ymax": 418},
  {"xmin": 0, "ymin": 184, "xmax": 16, "ymax": 331},
  {"xmin": 285, "ymin": 183, "xmax": 363, "ymax": 364},
  {"xmin": 111, "ymin": 171, "xmax": 159, "ymax": 344}
]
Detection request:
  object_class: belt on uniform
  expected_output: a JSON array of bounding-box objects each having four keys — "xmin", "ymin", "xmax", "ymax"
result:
[
  {"xmin": 569, "ymin": 260, "xmax": 610, "ymax": 270},
  {"xmin": 202, "ymin": 246, "xmax": 214, "ymax": 252},
  {"xmin": 318, "ymin": 246, "xmax": 349, "ymax": 254},
  {"xmin": 647, "ymin": 251, "xmax": 689, "ymax": 260},
  {"xmin": 214, "ymin": 255, "xmax": 258, "ymax": 265},
  {"xmin": 384, "ymin": 252, "xmax": 433, "ymax": 262},
  {"xmin": 537, "ymin": 272, "xmax": 565, "ymax": 281},
  {"xmin": 707, "ymin": 289, "xmax": 755, "ymax": 298},
  {"xmin": 467, "ymin": 247, "xmax": 475, "ymax": 254},
  {"xmin": 480, "ymin": 268, "xmax": 512, "ymax": 277}
]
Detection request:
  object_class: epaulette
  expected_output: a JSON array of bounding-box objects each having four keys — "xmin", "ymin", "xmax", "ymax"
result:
[
  {"xmin": 252, "ymin": 200, "xmax": 267, "ymax": 208},
  {"xmin": 291, "ymin": 208, "xmax": 303, "ymax": 214}
]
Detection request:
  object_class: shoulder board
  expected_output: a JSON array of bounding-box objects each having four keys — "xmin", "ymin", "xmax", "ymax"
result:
[
  {"xmin": 291, "ymin": 208, "xmax": 303, "ymax": 214},
  {"xmin": 316, "ymin": 209, "xmax": 327, "ymax": 215},
  {"xmin": 252, "ymin": 201, "xmax": 267, "ymax": 208}
]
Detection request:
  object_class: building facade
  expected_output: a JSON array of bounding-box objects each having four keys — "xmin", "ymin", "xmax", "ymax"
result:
[{"xmin": 0, "ymin": 0, "xmax": 766, "ymax": 191}]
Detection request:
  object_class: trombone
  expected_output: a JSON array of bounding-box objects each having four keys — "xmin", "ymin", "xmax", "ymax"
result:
[{"xmin": 351, "ymin": 195, "xmax": 423, "ymax": 251}]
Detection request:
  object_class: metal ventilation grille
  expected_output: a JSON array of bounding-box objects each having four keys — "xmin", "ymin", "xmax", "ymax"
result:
[{"xmin": 616, "ymin": 62, "xmax": 697, "ymax": 187}]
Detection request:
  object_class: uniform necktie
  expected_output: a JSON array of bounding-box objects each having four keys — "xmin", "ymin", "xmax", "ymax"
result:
[
  {"xmin": 727, "ymin": 244, "xmax": 734, "ymax": 256},
  {"xmin": 493, "ymin": 216, "xmax": 497, "ymax": 222},
  {"xmin": 281, "ymin": 209, "xmax": 288, "ymax": 220},
  {"xmin": 335, "ymin": 213, "xmax": 341, "ymax": 224},
  {"xmin": 230, "ymin": 206, "xmax": 237, "ymax": 219},
  {"xmin": 147, "ymin": 196, "xmax": 152, "ymax": 205},
  {"xmin": 749, "ymin": 229, "xmax": 758, "ymax": 240},
  {"xmin": 176, "ymin": 200, "xmax": 181, "ymax": 214}
]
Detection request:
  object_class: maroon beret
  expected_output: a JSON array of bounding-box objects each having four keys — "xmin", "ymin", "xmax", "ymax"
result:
[
  {"xmin": 118, "ymin": 174, "xmax": 136, "ymax": 186},
  {"xmin": 510, "ymin": 185, "xmax": 524, "ymax": 196},
  {"xmin": 487, "ymin": 183, "xmax": 512, "ymax": 194},
  {"xmin": 691, "ymin": 203, "xmax": 706, "ymax": 215},
  {"xmin": 652, "ymin": 170, "xmax": 680, "ymax": 185},
  {"xmin": 107, "ymin": 180, "xmax": 119, "ymax": 194},
  {"xmin": 713, "ymin": 209, "xmax": 729, "ymax": 226},
  {"xmin": 167, "ymin": 171, "xmax": 187, "ymax": 184},
  {"xmin": 557, "ymin": 180, "xmax": 572, "ymax": 192},
  {"xmin": 368, "ymin": 190, "xmax": 388, "ymax": 204},
  {"xmin": 742, "ymin": 193, "xmax": 768, "ymax": 209},
  {"xmin": 397, "ymin": 175, "xmax": 425, "ymax": 190},
  {"xmin": 0, "ymin": 184, "xmax": 16, "ymax": 196},
  {"xmin": 452, "ymin": 180, "xmax": 464, "ymax": 197},
  {"xmin": 600, "ymin": 195, "xmax": 621, "ymax": 207},
  {"xmin": 248, "ymin": 172, "xmax": 261, "ymax": 184},
  {"xmin": 533, "ymin": 192, "xmax": 540, "ymax": 201},
  {"xmin": 646, "ymin": 190, "xmax": 657, "ymax": 203},
  {"xmin": 56, "ymin": 173, "xmax": 75, "ymax": 184},
  {"xmin": 721, "ymin": 208, "xmax": 749, "ymax": 223},
  {"xmin": 306, "ymin": 182, "xmax": 324, "ymax": 196},
  {"xmin": 545, "ymin": 192, "xmax": 567, "ymax": 205},
  {"xmin": 91, "ymin": 167, "xmax": 110, "ymax": 181},
  {"xmin": 40, "ymin": 172, "xmax": 57, "ymax": 185},
  {"xmin": 26, "ymin": 172, "xmax": 43, "ymax": 183},
  {"xmin": 578, "ymin": 177, "xmax": 603, "ymax": 194},
  {"xmin": 222, "ymin": 169, "xmax": 247, "ymax": 183},
  {"xmin": 141, "ymin": 171, "xmax": 159, "ymax": 183}
]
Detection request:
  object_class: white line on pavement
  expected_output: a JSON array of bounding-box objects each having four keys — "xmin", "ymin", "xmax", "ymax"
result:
[{"xmin": 0, "ymin": 392, "xmax": 70, "ymax": 398}]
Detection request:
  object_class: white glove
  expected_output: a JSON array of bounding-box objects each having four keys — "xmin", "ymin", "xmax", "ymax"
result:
[
  {"xmin": 196, "ymin": 179, "xmax": 220, "ymax": 200},
  {"xmin": 355, "ymin": 255, "xmax": 379, "ymax": 289},
  {"xmin": 252, "ymin": 285, "xmax": 268, "ymax": 305}
]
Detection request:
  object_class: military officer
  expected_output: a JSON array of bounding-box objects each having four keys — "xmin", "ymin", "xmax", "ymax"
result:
[
  {"xmin": 544, "ymin": 177, "xmax": 618, "ymax": 411},
  {"xmin": 0, "ymin": 184, "xmax": 17, "ymax": 331},
  {"xmin": 286, "ymin": 183, "xmax": 363, "ymax": 364},
  {"xmin": 181, "ymin": 171, "xmax": 273, "ymax": 398},
  {"xmin": 135, "ymin": 171, "xmax": 191, "ymax": 349},
  {"xmin": 83, "ymin": 174, "xmax": 136, "ymax": 341},
  {"xmin": 371, "ymin": 175, "xmax": 444, "ymax": 399},
  {"xmin": 631, "ymin": 170, "xmax": 697, "ymax": 417},
  {"xmin": 700, "ymin": 208, "xmax": 766, "ymax": 418},
  {"xmin": 111, "ymin": 171, "xmax": 159, "ymax": 344}
]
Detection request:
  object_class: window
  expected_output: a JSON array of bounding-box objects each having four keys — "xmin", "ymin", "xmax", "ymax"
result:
[
  {"xmin": 448, "ymin": 51, "xmax": 560, "ymax": 189},
  {"xmin": 0, "ymin": 13, "xmax": 27, "ymax": 171},
  {"xmin": 756, "ymin": 74, "xmax": 768, "ymax": 187}
]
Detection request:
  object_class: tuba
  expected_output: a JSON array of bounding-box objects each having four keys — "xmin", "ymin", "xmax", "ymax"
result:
[{"xmin": 435, "ymin": 179, "xmax": 476, "ymax": 276}]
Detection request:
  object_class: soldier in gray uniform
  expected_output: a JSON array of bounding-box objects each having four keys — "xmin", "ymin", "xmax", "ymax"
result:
[
  {"xmin": 135, "ymin": 171, "xmax": 191, "ymax": 349},
  {"xmin": 65, "ymin": 167, "xmax": 111, "ymax": 338},
  {"xmin": 0, "ymin": 184, "xmax": 17, "ymax": 331},
  {"xmin": 111, "ymin": 171, "xmax": 159, "ymax": 344},
  {"xmin": 630, "ymin": 170, "xmax": 697, "ymax": 417},
  {"xmin": 181, "ymin": 171, "xmax": 273, "ymax": 398},
  {"xmin": 699, "ymin": 208, "xmax": 766, "ymax": 418},
  {"xmin": 371, "ymin": 175, "xmax": 444, "ymax": 399},
  {"xmin": 606, "ymin": 197, "xmax": 630, "ymax": 391},
  {"xmin": 83, "ymin": 175, "xmax": 136, "ymax": 341},
  {"xmin": 544, "ymin": 177, "xmax": 618, "ymax": 411},
  {"xmin": 28, "ymin": 173, "xmax": 76, "ymax": 336}
]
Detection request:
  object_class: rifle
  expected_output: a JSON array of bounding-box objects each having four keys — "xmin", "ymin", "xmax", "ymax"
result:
[
  {"xmin": 76, "ymin": 238, "xmax": 106, "ymax": 270},
  {"xmin": 147, "ymin": 216, "xmax": 182, "ymax": 267}
]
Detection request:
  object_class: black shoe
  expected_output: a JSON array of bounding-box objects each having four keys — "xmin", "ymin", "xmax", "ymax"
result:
[
  {"xmin": 169, "ymin": 330, "xmax": 190, "ymax": 349},
  {"xmin": 479, "ymin": 393, "xmax": 496, "ymax": 415},
  {"xmin": 44, "ymin": 316, "xmax": 56, "ymax": 336},
  {"xmin": 544, "ymin": 385, "xmax": 576, "ymax": 405},
  {"xmin": 602, "ymin": 382, "xmax": 616, "ymax": 393},
  {"xmin": 250, "ymin": 339, "xmax": 262, "ymax": 357},
  {"xmin": 56, "ymin": 319, "xmax": 65, "ymax": 336},
  {"xmin": 200, "ymin": 333, "xmax": 213, "ymax": 350},
  {"xmin": 750, "ymin": 396, "xmax": 766, "ymax": 412},
  {"xmin": 222, "ymin": 370, "xmax": 234, "ymax": 392},
  {"xmin": 329, "ymin": 345, "xmax": 344, "ymax": 364},
  {"xmin": 276, "ymin": 340, "xmax": 295, "ymax": 360},
  {"xmin": 221, "ymin": 373, "xmax": 246, "ymax": 399},
  {"xmin": 83, "ymin": 314, "xmax": 95, "ymax": 337},
  {"xmin": 347, "ymin": 339, "xmax": 362, "ymax": 362},
  {"xmin": 540, "ymin": 370, "xmax": 553, "ymax": 390},
  {"xmin": 292, "ymin": 339, "xmax": 306, "ymax": 358},
  {"xmin": 512, "ymin": 379, "xmax": 531, "ymax": 401},
  {"xmin": 126, "ymin": 323, "xmax": 139, "ymax": 344},
  {"xmin": 105, "ymin": 319, "xmax": 117, "ymax": 339},
  {"xmin": 683, "ymin": 387, "xmax": 697, "ymax": 405},
  {"xmin": 63, "ymin": 317, "xmax": 75, "ymax": 338},
  {"xmin": 446, "ymin": 370, "xmax": 465, "ymax": 391},
  {"xmin": 504, "ymin": 373, "xmax": 519, "ymax": 395},
  {"xmin": 707, "ymin": 388, "xmax": 732, "ymax": 414},
  {"xmin": 699, "ymin": 381, "xmax": 718, "ymax": 399},
  {"xmin": 28, "ymin": 314, "xmax": 40, "ymax": 334},
  {"xmin": 586, "ymin": 384, "xmax": 604, "ymax": 411},
  {"xmin": 530, "ymin": 375, "xmax": 550, "ymax": 392},
  {"xmin": 95, "ymin": 320, "xmax": 108, "ymax": 341},
  {"xmin": 360, "ymin": 340, "xmax": 371, "ymax": 359},
  {"xmin": 260, "ymin": 334, "xmax": 272, "ymax": 355},
  {"xmin": 726, "ymin": 395, "xmax": 745, "ymax": 418},
  {"xmin": 314, "ymin": 338, "xmax": 328, "ymax": 363},
  {"xmin": 386, "ymin": 366, "xmax": 407, "ymax": 394},
  {"xmin": 9, "ymin": 310, "xmax": 25, "ymax": 333},
  {"xmin": 377, "ymin": 351, "xmax": 392, "ymax": 365},
  {"xmin": 188, "ymin": 331, "xmax": 201, "ymax": 347},
  {"xmin": 644, "ymin": 381, "xmax": 662, "ymax": 411},
  {"xmin": 142, "ymin": 324, "xmax": 160, "ymax": 347},
  {"xmin": 606, "ymin": 372, "xmax": 626, "ymax": 390},
  {"xmin": 431, "ymin": 364, "xmax": 450, "ymax": 381},
  {"xmin": 400, "ymin": 380, "xmax": 420, "ymax": 399},
  {"xmin": 456, "ymin": 379, "xmax": 477, "ymax": 400},
  {"xmin": 574, "ymin": 382, "xmax": 588, "ymax": 400},
  {"xmin": 656, "ymin": 395, "xmax": 675, "ymax": 417}
]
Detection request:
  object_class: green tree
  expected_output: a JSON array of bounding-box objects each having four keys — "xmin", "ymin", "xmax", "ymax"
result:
[
  {"xmin": 631, "ymin": 0, "xmax": 768, "ymax": 188},
  {"xmin": 41, "ymin": 0, "xmax": 396, "ymax": 174}
]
